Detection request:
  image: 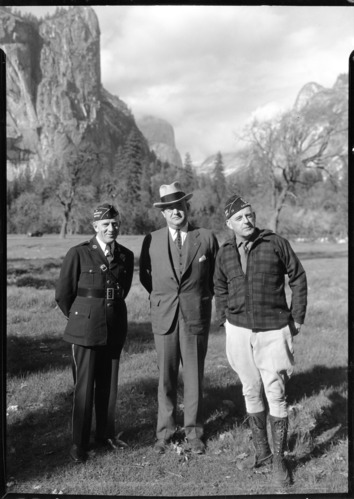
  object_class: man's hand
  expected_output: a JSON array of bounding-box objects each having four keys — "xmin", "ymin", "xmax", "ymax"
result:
[{"xmin": 289, "ymin": 321, "xmax": 301, "ymax": 336}]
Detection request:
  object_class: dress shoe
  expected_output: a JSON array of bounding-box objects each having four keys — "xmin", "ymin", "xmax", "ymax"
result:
[
  {"xmin": 95, "ymin": 436, "xmax": 128, "ymax": 450},
  {"xmin": 69, "ymin": 444, "xmax": 87, "ymax": 463},
  {"xmin": 154, "ymin": 439, "xmax": 168, "ymax": 454},
  {"xmin": 188, "ymin": 438, "xmax": 205, "ymax": 454}
]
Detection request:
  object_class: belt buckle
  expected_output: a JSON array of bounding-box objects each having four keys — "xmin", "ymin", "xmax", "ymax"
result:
[{"xmin": 106, "ymin": 288, "xmax": 114, "ymax": 300}]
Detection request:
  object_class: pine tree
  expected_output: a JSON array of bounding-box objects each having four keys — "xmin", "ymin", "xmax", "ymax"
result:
[
  {"xmin": 178, "ymin": 152, "xmax": 196, "ymax": 191},
  {"xmin": 213, "ymin": 151, "xmax": 226, "ymax": 202}
]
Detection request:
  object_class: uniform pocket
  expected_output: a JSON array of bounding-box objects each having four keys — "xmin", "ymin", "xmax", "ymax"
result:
[
  {"xmin": 69, "ymin": 301, "xmax": 91, "ymax": 318},
  {"xmin": 79, "ymin": 266, "xmax": 101, "ymax": 286}
]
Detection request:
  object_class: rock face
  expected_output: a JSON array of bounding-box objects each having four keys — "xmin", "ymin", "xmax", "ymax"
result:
[
  {"xmin": 198, "ymin": 74, "xmax": 347, "ymax": 178},
  {"xmin": 293, "ymin": 81, "xmax": 325, "ymax": 111},
  {"xmin": 198, "ymin": 151, "xmax": 247, "ymax": 178},
  {"xmin": 136, "ymin": 115, "xmax": 183, "ymax": 168},
  {"xmin": 3, "ymin": 6, "xmax": 149, "ymax": 179},
  {"xmin": 294, "ymin": 74, "xmax": 348, "ymax": 115}
]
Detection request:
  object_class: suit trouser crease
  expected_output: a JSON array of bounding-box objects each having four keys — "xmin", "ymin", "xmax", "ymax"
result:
[
  {"xmin": 154, "ymin": 312, "xmax": 208, "ymax": 440},
  {"xmin": 225, "ymin": 321, "xmax": 294, "ymax": 418},
  {"xmin": 71, "ymin": 344, "xmax": 121, "ymax": 448}
]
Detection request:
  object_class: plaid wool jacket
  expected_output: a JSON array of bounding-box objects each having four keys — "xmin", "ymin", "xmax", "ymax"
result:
[{"xmin": 214, "ymin": 229, "xmax": 307, "ymax": 331}]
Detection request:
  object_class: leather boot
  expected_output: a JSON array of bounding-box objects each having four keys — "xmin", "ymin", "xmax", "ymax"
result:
[
  {"xmin": 270, "ymin": 415, "xmax": 291, "ymax": 486},
  {"xmin": 239, "ymin": 412, "xmax": 272, "ymax": 470}
]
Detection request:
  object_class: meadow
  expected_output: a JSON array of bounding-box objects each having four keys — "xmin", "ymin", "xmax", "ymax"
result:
[{"xmin": 5, "ymin": 234, "xmax": 349, "ymax": 496}]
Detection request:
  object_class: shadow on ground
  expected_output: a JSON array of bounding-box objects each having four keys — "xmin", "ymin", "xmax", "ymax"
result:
[
  {"xmin": 6, "ymin": 357, "xmax": 348, "ymax": 486},
  {"xmin": 7, "ymin": 322, "xmax": 155, "ymax": 376}
]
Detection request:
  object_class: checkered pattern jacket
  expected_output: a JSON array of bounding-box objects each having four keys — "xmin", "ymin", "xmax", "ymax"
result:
[{"xmin": 214, "ymin": 229, "xmax": 307, "ymax": 331}]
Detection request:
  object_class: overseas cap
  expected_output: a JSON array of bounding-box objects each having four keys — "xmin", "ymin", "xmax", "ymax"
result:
[
  {"xmin": 93, "ymin": 203, "xmax": 119, "ymax": 221},
  {"xmin": 224, "ymin": 195, "xmax": 251, "ymax": 220}
]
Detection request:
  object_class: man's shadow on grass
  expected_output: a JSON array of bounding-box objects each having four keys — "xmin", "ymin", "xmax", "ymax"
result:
[
  {"xmin": 6, "ymin": 321, "xmax": 155, "ymax": 376},
  {"xmin": 202, "ymin": 363, "xmax": 347, "ymax": 466},
  {"xmin": 5, "ymin": 322, "xmax": 348, "ymax": 484},
  {"xmin": 286, "ymin": 365, "xmax": 348, "ymax": 470}
]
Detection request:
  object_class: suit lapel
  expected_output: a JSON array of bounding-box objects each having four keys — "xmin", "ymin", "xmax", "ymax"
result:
[{"xmin": 183, "ymin": 227, "xmax": 201, "ymax": 276}]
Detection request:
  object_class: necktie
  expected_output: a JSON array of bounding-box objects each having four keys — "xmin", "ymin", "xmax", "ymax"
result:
[
  {"xmin": 176, "ymin": 229, "xmax": 182, "ymax": 250},
  {"xmin": 105, "ymin": 244, "xmax": 114, "ymax": 264},
  {"xmin": 239, "ymin": 241, "xmax": 249, "ymax": 273}
]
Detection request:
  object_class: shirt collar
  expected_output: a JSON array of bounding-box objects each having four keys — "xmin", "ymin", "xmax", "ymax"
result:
[
  {"xmin": 235, "ymin": 228, "xmax": 259, "ymax": 248},
  {"xmin": 96, "ymin": 236, "xmax": 113, "ymax": 253},
  {"xmin": 168, "ymin": 224, "xmax": 188, "ymax": 237}
]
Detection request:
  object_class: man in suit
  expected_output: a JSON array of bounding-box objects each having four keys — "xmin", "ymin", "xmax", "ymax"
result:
[
  {"xmin": 55, "ymin": 203, "xmax": 134, "ymax": 463},
  {"xmin": 139, "ymin": 181, "xmax": 219, "ymax": 454}
]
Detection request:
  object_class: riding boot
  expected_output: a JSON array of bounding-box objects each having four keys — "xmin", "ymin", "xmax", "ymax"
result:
[
  {"xmin": 269, "ymin": 415, "xmax": 291, "ymax": 486},
  {"xmin": 239, "ymin": 412, "xmax": 272, "ymax": 469}
]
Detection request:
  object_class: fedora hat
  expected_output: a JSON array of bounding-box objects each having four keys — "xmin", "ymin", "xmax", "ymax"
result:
[{"xmin": 153, "ymin": 181, "xmax": 193, "ymax": 208}]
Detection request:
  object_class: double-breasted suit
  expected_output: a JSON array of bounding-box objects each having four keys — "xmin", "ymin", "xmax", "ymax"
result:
[
  {"xmin": 56, "ymin": 236, "xmax": 134, "ymax": 450},
  {"xmin": 139, "ymin": 225, "xmax": 219, "ymax": 440}
]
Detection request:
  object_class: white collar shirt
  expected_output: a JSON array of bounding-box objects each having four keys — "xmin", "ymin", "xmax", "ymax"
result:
[
  {"xmin": 168, "ymin": 226, "xmax": 188, "ymax": 246},
  {"xmin": 96, "ymin": 237, "xmax": 114, "ymax": 255}
]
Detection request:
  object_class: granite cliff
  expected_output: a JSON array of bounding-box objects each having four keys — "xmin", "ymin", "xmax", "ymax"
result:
[
  {"xmin": 3, "ymin": 6, "xmax": 149, "ymax": 179},
  {"xmin": 136, "ymin": 115, "xmax": 183, "ymax": 168},
  {"xmin": 200, "ymin": 73, "xmax": 347, "ymax": 178}
]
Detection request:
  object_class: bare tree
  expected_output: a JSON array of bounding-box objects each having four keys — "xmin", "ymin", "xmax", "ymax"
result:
[{"xmin": 242, "ymin": 93, "xmax": 347, "ymax": 232}]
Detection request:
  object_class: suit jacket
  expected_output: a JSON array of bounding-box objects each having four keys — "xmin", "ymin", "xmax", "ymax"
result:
[
  {"xmin": 139, "ymin": 225, "xmax": 219, "ymax": 335},
  {"xmin": 55, "ymin": 236, "xmax": 134, "ymax": 347}
]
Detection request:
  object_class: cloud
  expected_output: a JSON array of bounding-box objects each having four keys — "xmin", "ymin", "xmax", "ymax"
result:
[{"xmin": 16, "ymin": 5, "xmax": 353, "ymax": 163}]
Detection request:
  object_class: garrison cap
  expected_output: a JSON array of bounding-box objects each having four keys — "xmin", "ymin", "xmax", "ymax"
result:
[
  {"xmin": 224, "ymin": 195, "xmax": 251, "ymax": 220},
  {"xmin": 93, "ymin": 203, "xmax": 119, "ymax": 221}
]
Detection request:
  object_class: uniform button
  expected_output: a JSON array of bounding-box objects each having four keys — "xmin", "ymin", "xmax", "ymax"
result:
[
  {"xmin": 75, "ymin": 311, "xmax": 78, "ymax": 315},
  {"xmin": 107, "ymin": 303, "xmax": 113, "ymax": 307},
  {"xmin": 107, "ymin": 280, "xmax": 111, "ymax": 284},
  {"xmin": 89, "ymin": 269, "xmax": 93, "ymax": 273}
]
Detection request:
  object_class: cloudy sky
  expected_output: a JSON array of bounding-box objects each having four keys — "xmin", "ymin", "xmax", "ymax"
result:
[{"xmin": 18, "ymin": 5, "xmax": 354, "ymax": 164}]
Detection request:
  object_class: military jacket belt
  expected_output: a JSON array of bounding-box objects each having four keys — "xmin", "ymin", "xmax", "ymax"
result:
[
  {"xmin": 214, "ymin": 229, "xmax": 307, "ymax": 331},
  {"xmin": 55, "ymin": 237, "xmax": 134, "ymax": 347}
]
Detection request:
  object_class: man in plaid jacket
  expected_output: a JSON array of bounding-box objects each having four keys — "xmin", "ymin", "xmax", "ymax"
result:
[{"xmin": 214, "ymin": 195, "xmax": 307, "ymax": 487}]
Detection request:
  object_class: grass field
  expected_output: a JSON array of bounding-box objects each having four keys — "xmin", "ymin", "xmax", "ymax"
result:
[{"xmin": 5, "ymin": 234, "xmax": 349, "ymax": 496}]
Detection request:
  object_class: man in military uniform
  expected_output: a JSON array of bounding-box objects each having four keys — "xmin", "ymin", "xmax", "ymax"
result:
[{"xmin": 55, "ymin": 203, "xmax": 134, "ymax": 463}]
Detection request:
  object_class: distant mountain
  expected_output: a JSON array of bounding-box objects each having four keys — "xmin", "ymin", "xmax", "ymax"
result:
[
  {"xmin": 197, "ymin": 151, "xmax": 247, "ymax": 178},
  {"xmin": 136, "ymin": 115, "xmax": 183, "ymax": 168},
  {"xmin": 294, "ymin": 73, "xmax": 347, "ymax": 112},
  {"xmin": 197, "ymin": 73, "xmax": 347, "ymax": 179},
  {"xmin": 3, "ymin": 6, "xmax": 150, "ymax": 180}
]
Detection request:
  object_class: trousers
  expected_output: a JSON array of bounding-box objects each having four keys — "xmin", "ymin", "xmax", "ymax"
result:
[
  {"xmin": 71, "ymin": 343, "xmax": 123, "ymax": 449},
  {"xmin": 225, "ymin": 321, "xmax": 294, "ymax": 418},
  {"xmin": 154, "ymin": 312, "xmax": 209, "ymax": 440}
]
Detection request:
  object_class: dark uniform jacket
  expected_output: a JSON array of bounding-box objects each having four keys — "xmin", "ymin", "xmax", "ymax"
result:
[
  {"xmin": 55, "ymin": 236, "xmax": 134, "ymax": 348},
  {"xmin": 139, "ymin": 225, "xmax": 219, "ymax": 335},
  {"xmin": 214, "ymin": 228, "xmax": 307, "ymax": 331}
]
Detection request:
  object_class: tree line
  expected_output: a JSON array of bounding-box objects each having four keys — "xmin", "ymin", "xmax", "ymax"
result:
[{"xmin": 7, "ymin": 80, "xmax": 348, "ymax": 242}]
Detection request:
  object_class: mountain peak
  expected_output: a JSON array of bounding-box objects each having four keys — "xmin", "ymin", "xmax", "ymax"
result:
[{"xmin": 136, "ymin": 115, "xmax": 183, "ymax": 168}]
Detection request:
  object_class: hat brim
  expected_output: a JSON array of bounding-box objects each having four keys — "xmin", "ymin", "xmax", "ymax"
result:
[{"xmin": 153, "ymin": 192, "xmax": 193, "ymax": 208}]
